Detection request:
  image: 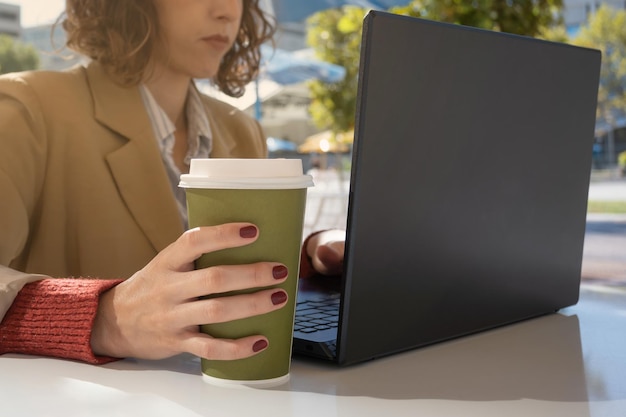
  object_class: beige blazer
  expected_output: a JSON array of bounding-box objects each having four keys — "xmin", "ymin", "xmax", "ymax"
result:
[{"xmin": 0, "ymin": 62, "xmax": 267, "ymax": 320}]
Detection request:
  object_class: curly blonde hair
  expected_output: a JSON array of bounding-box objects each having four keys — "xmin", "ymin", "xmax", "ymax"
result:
[{"xmin": 61, "ymin": 0, "xmax": 275, "ymax": 97}]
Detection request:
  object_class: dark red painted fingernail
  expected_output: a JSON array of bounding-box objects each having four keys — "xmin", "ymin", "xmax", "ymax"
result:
[
  {"xmin": 252, "ymin": 339, "xmax": 268, "ymax": 352},
  {"xmin": 239, "ymin": 226, "xmax": 257, "ymax": 238},
  {"xmin": 271, "ymin": 291, "xmax": 288, "ymax": 305},
  {"xmin": 272, "ymin": 265, "xmax": 288, "ymax": 279}
]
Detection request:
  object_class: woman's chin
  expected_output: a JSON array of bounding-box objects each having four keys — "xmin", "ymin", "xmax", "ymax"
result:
[{"xmin": 190, "ymin": 65, "xmax": 220, "ymax": 80}]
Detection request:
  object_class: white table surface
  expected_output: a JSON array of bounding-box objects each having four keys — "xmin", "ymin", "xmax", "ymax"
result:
[{"xmin": 1, "ymin": 282, "xmax": 625, "ymax": 417}]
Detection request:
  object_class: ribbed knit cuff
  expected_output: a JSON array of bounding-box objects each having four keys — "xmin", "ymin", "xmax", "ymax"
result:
[{"xmin": 0, "ymin": 278, "xmax": 123, "ymax": 364}]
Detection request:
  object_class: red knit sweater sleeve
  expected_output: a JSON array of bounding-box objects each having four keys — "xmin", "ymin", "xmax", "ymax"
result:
[{"xmin": 0, "ymin": 278, "xmax": 123, "ymax": 364}]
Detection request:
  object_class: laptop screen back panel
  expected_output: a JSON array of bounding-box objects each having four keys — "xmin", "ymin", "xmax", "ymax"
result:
[{"xmin": 337, "ymin": 12, "xmax": 601, "ymax": 365}]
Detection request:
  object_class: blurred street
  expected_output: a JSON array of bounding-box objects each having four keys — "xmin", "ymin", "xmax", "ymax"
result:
[
  {"xmin": 304, "ymin": 171, "xmax": 626, "ymax": 284},
  {"xmin": 583, "ymin": 177, "xmax": 626, "ymax": 284},
  {"xmin": 583, "ymin": 213, "xmax": 626, "ymax": 283}
]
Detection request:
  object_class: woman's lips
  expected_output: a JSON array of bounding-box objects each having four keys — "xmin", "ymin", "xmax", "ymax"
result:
[{"xmin": 202, "ymin": 35, "xmax": 230, "ymax": 51}]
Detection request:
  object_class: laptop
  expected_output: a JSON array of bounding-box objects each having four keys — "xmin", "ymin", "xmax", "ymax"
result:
[{"xmin": 292, "ymin": 10, "xmax": 601, "ymax": 366}]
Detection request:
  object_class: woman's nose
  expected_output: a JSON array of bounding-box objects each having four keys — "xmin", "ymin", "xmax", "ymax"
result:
[{"xmin": 210, "ymin": 0, "xmax": 243, "ymax": 22}]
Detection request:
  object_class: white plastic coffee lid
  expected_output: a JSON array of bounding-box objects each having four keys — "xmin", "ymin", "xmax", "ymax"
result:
[{"xmin": 179, "ymin": 159, "xmax": 314, "ymax": 190}]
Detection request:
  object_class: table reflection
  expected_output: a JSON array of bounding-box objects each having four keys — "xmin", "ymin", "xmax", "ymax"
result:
[{"xmin": 290, "ymin": 314, "xmax": 588, "ymax": 403}]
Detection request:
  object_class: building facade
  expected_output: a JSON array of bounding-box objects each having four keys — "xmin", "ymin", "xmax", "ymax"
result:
[
  {"xmin": 563, "ymin": 0, "xmax": 626, "ymax": 31},
  {"xmin": 0, "ymin": 2, "xmax": 19, "ymax": 37}
]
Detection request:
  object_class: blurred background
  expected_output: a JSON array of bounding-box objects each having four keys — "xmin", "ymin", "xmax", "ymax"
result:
[{"xmin": 1, "ymin": 0, "xmax": 624, "ymax": 283}]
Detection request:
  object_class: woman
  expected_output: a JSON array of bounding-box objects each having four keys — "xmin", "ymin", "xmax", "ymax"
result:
[{"xmin": 0, "ymin": 0, "xmax": 344, "ymax": 364}]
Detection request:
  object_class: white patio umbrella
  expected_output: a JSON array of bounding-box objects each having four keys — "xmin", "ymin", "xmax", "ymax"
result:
[{"xmin": 253, "ymin": 45, "xmax": 346, "ymax": 120}]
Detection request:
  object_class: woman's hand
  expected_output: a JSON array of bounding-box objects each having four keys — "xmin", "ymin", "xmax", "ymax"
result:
[
  {"xmin": 90, "ymin": 223, "xmax": 288, "ymax": 361},
  {"xmin": 306, "ymin": 229, "xmax": 346, "ymax": 276}
]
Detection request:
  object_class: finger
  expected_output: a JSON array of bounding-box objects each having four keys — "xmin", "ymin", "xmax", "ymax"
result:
[
  {"xmin": 313, "ymin": 241, "xmax": 345, "ymax": 276},
  {"xmin": 172, "ymin": 288, "xmax": 289, "ymax": 328},
  {"xmin": 173, "ymin": 262, "xmax": 289, "ymax": 301},
  {"xmin": 165, "ymin": 223, "xmax": 259, "ymax": 269},
  {"xmin": 181, "ymin": 333, "xmax": 269, "ymax": 361}
]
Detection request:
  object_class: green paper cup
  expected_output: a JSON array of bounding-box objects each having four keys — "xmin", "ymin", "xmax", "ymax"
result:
[{"xmin": 179, "ymin": 159, "xmax": 313, "ymax": 388}]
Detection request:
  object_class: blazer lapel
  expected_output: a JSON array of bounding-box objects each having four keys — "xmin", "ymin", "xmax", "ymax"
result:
[
  {"xmin": 85, "ymin": 62, "xmax": 184, "ymax": 252},
  {"xmin": 199, "ymin": 93, "xmax": 237, "ymax": 157}
]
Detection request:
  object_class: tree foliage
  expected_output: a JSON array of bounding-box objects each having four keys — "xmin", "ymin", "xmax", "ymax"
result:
[
  {"xmin": 572, "ymin": 5, "xmax": 626, "ymax": 123},
  {"xmin": 307, "ymin": 1, "xmax": 564, "ymax": 134},
  {"xmin": 391, "ymin": 0, "xmax": 563, "ymax": 37},
  {"xmin": 0, "ymin": 35, "xmax": 40, "ymax": 74},
  {"xmin": 306, "ymin": 6, "xmax": 365, "ymax": 134}
]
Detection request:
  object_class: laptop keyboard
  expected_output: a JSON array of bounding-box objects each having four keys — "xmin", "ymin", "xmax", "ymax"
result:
[{"xmin": 294, "ymin": 295, "xmax": 340, "ymax": 334}]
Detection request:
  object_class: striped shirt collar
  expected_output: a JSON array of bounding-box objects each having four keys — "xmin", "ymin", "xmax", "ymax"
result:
[
  {"xmin": 139, "ymin": 83, "xmax": 213, "ymax": 163},
  {"xmin": 139, "ymin": 82, "xmax": 213, "ymax": 226}
]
